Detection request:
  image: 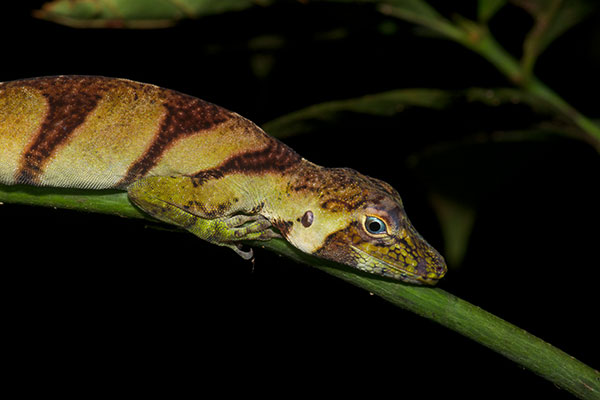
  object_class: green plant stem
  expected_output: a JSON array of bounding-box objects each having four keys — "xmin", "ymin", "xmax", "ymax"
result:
[
  {"xmin": 379, "ymin": 4, "xmax": 600, "ymax": 152},
  {"xmin": 460, "ymin": 25, "xmax": 600, "ymax": 150},
  {"xmin": 520, "ymin": 0, "xmax": 562, "ymax": 81},
  {"xmin": 1, "ymin": 184, "xmax": 598, "ymax": 399},
  {"xmin": 455, "ymin": 26, "xmax": 563, "ymax": 109},
  {"xmin": 292, "ymin": 244, "xmax": 600, "ymax": 400}
]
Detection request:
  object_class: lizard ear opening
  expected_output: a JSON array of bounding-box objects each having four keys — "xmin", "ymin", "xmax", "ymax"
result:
[{"xmin": 301, "ymin": 210, "xmax": 314, "ymax": 227}]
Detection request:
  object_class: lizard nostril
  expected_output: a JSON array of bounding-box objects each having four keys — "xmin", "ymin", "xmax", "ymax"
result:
[{"xmin": 416, "ymin": 257, "xmax": 429, "ymax": 275}]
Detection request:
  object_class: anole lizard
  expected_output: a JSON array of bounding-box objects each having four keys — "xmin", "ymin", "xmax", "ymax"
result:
[{"xmin": 0, "ymin": 76, "xmax": 446, "ymax": 284}]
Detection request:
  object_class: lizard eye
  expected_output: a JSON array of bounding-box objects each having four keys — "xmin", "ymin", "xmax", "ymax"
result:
[{"xmin": 364, "ymin": 216, "xmax": 387, "ymax": 235}]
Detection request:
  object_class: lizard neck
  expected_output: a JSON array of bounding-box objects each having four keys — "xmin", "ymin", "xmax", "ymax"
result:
[
  {"xmin": 258, "ymin": 159, "xmax": 318, "ymax": 237},
  {"xmin": 261, "ymin": 160, "xmax": 358, "ymax": 254}
]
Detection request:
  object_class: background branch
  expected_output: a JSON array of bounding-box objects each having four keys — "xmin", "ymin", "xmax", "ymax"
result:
[{"xmin": 378, "ymin": 0, "xmax": 600, "ymax": 151}]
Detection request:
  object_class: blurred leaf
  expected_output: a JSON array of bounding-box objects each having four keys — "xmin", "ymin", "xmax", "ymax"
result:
[
  {"xmin": 512, "ymin": 0, "xmax": 597, "ymax": 78},
  {"xmin": 34, "ymin": 0, "xmax": 270, "ymax": 28},
  {"xmin": 325, "ymin": 0, "xmax": 463, "ymax": 39},
  {"xmin": 250, "ymin": 53, "xmax": 276, "ymax": 79},
  {"xmin": 429, "ymin": 193, "xmax": 476, "ymax": 268},
  {"xmin": 375, "ymin": 0, "xmax": 464, "ymax": 40},
  {"xmin": 176, "ymin": 0, "xmax": 271, "ymax": 14},
  {"xmin": 477, "ymin": 0, "xmax": 507, "ymax": 23},
  {"xmin": 380, "ymin": 0, "xmax": 442, "ymax": 19},
  {"xmin": 408, "ymin": 131, "xmax": 574, "ymax": 270},
  {"xmin": 531, "ymin": 0, "xmax": 596, "ymax": 55},
  {"xmin": 262, "ymin": 87, "xmax": 565, "ymax": 140},
  {"xmin": 263, "ymin": 88, "xmax": 453, "ymax": 139},
  {"xmin": 326, "ymin": 0, "xmax": 440, "ymax": 17}
]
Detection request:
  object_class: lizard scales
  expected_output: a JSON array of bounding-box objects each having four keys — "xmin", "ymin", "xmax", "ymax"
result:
[{"xmin": 0, "ymin": 75, "xmax": 447, "ymax": 285}]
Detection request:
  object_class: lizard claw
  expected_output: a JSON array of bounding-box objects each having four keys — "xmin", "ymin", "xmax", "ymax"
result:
[{"xmin": 231, "ymin": 243, "xmax": 254, "ymax": 260}]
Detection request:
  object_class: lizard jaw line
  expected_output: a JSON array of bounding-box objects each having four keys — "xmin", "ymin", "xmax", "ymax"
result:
[{"xmin": 349, "ymin": 244, "xmax": 438, "ymax": 284}]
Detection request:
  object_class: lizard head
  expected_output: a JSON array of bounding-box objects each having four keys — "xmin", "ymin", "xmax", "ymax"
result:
[{"xmin": 283, "ymin": 166, "xmax": 447, "ymax": 285}]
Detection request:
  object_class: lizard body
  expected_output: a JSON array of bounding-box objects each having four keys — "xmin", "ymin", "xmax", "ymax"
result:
[{"xmin": 0, "ymin": 76, "xmax": 446, "ymax": 284}]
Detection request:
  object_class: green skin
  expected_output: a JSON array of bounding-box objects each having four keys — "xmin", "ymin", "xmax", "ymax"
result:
[
  {"xmin": 0, "ymin": 75, "xmax": 447, "ymax": 285},
  {"xmin": 127, "ymin": 160, "xmax": 447, "ymax": 285}
]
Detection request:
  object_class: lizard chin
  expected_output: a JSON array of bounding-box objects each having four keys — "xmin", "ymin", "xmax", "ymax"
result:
[
  {"xmin": 312, "ymin": 220, "xmax": 447, "ymax": 285},
  {"xmin": 349, "ymin": 244, "xmax": 446, "ymax": 285}
]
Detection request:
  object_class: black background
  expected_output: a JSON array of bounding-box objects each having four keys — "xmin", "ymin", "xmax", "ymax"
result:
[{"xmin": 2, "ymin": 1, "xmax": 598, "ymax": 398}]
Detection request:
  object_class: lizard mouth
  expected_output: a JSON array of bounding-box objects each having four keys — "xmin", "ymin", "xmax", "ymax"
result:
[{"xmin": 349, "ymin": 244, "xmax": 446, "ymax": 285}]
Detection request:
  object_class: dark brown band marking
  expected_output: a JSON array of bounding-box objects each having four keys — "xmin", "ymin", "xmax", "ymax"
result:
[
  {"xmin": 273, "ymin": 219, "xmax": 293, "ymax": 238},
  {"xmin": 320, "ymin": 198, "xmax": 362, "ymax": 212},
  {"xmin": 190, "ymin": 139, "xmax": 302, "ymax": 187},
  {"xmin": 313, "ymin": 222, "xmax": 359, "ymax": 266},
  {"xmin": 14, "ymin": 76, "xmax": 107, "ymax": 184},
  {"xmin": 120, "ymin": 91, "xmax": 233, "ymax": 184},
  {"xmin": 5, "ymin": 75, "xmax": 235, "ymax": 186}
]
